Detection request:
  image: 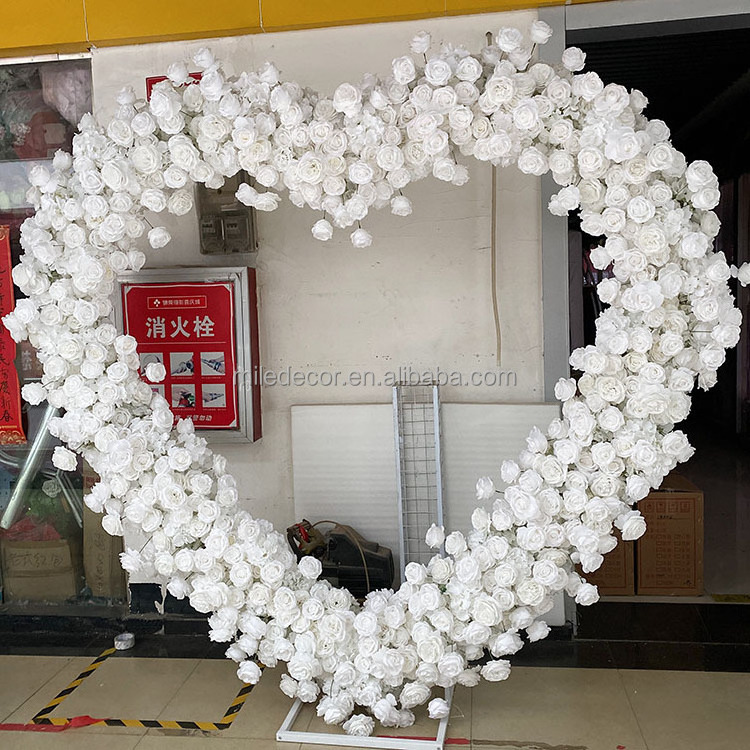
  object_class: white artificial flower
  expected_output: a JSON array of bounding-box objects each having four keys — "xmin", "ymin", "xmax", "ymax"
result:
[
  {"xmin": 410, "ymin": 31, "xmax": 431, "ymax": 55},
  {"xmin": 52, "ymin": 446, "xmax": 77, "ymax": 471},
  {"xmin": 425, "ymin": 524, "xmax": 445, "ymax": 549},
  {"xmin": 343, "ymin": 714, "xmax": 375, "ymax": 737},
  {"xmin": 475, "ymin": 476, "xmax": 495, "ymax": 501},
  {"xmin": 392, "ymin": 56, "xmax": 417, "ymax": 85},
  {"xmin": 736, "ymin": 263, "xmax": 750, "ymax": 287},
  {"xmin": 148, "ymin": 227, "xmax": 172, "ymax": 249},
  {"xmin": 350, "ymin": 228, "xmax": 372, "ymax": 248},
  {"xmin": 530, "ymin": 20, "xmax": 553, "ymax": 45},
  {"xmin": 495, "ymin": 27, "xmax": 523, "ymax": 52},
  {"xmin": 42, "ymin": 479, "xmax": 62, "ymax": 498},
  {"xmin": 22, "ymin": 382, "xmax": 47, "ymax": 405},
  {"xmin": 237, "ymin": 660, "xmax": 262, "ymax": 684},
  {"xmin": 9, "ymin": 29, "xmax": 744, "ymax": 734},
  {"xmin": 311, "ymin": 219, "xmax": 334, "ymax": 241},
  {"xmin": 480, "ymin": 660, "xmax": 511, "ymax": 681},
  {"xmin": 427, "ymin": 697, "xmax": 450, "ymax": 719},
  {"xmin": 298, "ymin": 556, "xmax": 322, "ymax": 580},
  {"xmin": 561, "ymin": 47, "xmax": 587, "ymax": 72}
]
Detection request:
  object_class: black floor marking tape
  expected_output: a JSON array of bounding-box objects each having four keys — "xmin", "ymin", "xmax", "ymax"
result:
[{"xmin": 28, "ymin": 648, "xmax": 256, "ymax": 731}]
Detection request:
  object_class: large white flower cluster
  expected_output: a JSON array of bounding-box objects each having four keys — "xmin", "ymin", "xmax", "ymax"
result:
[{"xmin": 4, "ymin": 22, "xmax": 750, "ymax": 736}]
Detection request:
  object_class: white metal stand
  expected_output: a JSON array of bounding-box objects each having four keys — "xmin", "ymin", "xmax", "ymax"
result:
[{"xmin": 276, "ymin": 687, "xmax": 454, "ymax": 750}]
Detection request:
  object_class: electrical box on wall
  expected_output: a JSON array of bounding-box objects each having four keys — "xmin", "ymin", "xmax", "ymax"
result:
[{"xmin": 197, "ymin": 171, "xmax": 258, "ymax": 256}]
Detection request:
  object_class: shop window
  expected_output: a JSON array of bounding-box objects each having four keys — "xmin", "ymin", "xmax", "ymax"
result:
[{"xmin": 0, "ymin": 58, "xmax": 125, "ymax": 609}]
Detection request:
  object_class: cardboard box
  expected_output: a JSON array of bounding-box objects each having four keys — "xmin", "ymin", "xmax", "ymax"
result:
[
  {"xmin": 83, "ymin": 465, "xmax": 127, "ymax": 599},
  {"xmin": 636, "ymin": 473, "xmax": 704, "ymax": 596},
  {"xmin": 1, "ymin": 539, "xmax": 82, "ymax": 602},
  {"xmin": 579, "ymin": 530, "xmax": 635, "ymax": 595}
]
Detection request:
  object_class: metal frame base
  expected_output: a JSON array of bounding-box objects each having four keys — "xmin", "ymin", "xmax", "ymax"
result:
[{"xmin": 276, "ymin": 687, "xmax": 453, "ymax": 750}]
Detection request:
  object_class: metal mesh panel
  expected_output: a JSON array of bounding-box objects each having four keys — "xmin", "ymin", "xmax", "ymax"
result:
[{"xmin": 393, "ymin": 384, "xmax": 444, "ymax": 576}]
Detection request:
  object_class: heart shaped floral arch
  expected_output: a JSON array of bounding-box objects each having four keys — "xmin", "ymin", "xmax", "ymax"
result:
[{"xmin": 5, "ymin": 21, "xmax": 750, "ymax": 737}]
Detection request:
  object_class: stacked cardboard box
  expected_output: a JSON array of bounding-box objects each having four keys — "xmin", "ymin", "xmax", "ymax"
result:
[
  {"xmin": 579, "ymin": 530, "xmax": 635, "ymax": 595},
  {"xmin": 636, "ymin": 473, "xmax": 704, "ymax": 596},
  {"xmin": 82, "ymin": 464, "xmax": 127, "ymax": 599},
  {"xmin": 1, "ymin": 539, "xmax": 82, "ymax": 601},
  {"xmin": 579, "ymin": 473, "xmax": 704, "ymax": 597}
]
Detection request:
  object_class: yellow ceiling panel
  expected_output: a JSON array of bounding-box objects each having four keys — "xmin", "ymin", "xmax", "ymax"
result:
[
  {"xmin": 261, "ymin": 0, "xmax": 445, "ymax": 31},
  {"xmin": 445, "ymin": 0, "xmax": 561, "ymax": 15},
  {"xmin": 3, "ymin": 0, "xmax": 87, "ymax": 55},
  {"xmin": 85, "ymin": 0, "xmax": 262, "ymax": 47}
]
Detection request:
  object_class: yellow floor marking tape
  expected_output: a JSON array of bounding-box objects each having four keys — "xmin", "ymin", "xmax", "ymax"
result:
[{"xmin": 31, "ymin": 647, "xmax": 257, "ymax": 731}]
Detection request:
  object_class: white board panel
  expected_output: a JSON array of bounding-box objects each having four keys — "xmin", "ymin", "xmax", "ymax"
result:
[
  {"xmin": 292, "ymin": 401, "xmax": 561, "ymax": 588},
  {"xmin": 440, "ymin": 402, "xmax": 561, "ymax": 534},
  {"xmin": 441, "ymin": 403, "xmax": 564, "ymax": 626},
  {"xmin": 291, "ymin": 404, "xmax": 401, "ymax": 574}
]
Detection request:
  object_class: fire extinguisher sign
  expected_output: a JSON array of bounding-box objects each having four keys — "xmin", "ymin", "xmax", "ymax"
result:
[{"xmin": 121, "ymin": 280, "xmax": 238, "ymax": 429}]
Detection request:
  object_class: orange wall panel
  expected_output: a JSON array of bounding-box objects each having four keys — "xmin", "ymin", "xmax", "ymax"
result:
[
  {"xmin": 445, "ymin": 0, "xmax": 559, "ymax": 15},
  {"xmin": 3, "ymin": 0, "xmax": 87, "ymax": 56},
  {"xmin": 261, "ymin": 0, "xmax": 444, "ymax": 31},
  {"xmin": 0, "ymin": 0, "xmax": 616, "ymax": 58},
  {"xmin": 85, "ymin": 0, "xmax": 261, "ymax": 47}
]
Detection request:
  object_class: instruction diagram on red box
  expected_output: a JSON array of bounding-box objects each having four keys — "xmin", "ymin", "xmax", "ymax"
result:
[{"xmin": 121, "ymin": 280, "xmax": 238, "ymax": 429}]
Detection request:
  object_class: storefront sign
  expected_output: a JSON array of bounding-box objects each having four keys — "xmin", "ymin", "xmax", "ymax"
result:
[
  {"xmin": 0, "ymin": 226, "xmax": 26, "ymax": 444},
  {"xmin": 121, "ymin": 279, "xmax": 239, "ymax": 429}
]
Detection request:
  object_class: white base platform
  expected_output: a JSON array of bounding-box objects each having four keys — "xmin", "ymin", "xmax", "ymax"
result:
[{"xmin": 276, "ymin": 687, "xmax": 454, "ymax": 750}]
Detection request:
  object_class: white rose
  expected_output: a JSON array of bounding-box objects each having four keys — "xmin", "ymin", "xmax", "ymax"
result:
[
  {"xmin": 578, "ymin": 147, "xmax": 607, "ymax": 179},
  {"xmin": 343, "ymin": 715, "xmax": 375, "ymax": 737},
  {"xmin": 495, "ymin": 27, "xmax": 523, "ymax": 52},
  {"xmin": 131, "ymin": 144, "xmax": 161, "ymax": 174},
  {"xmin": 333, "ymin": 83, "xmax": 362, "ymax": 117},
  {"xmin": 237, "ymin": 660, "xmax": 262, "ymax": 684},
  {"xmin": 481, "ymin": 660, "xmax": 511, "ymax": 681},
  {"xmin": 350, "ymin": 228, "xmax": 372, "ymax": 249},
  {"xmin": 410, "ymin": 31, "xmax": 431, "ymax": 54},
  {"xmin": 424, "ymin": 524, "xmax": 445, "ymax": 549},
  {"xmin": 298, "ymin": 556, "xmax": 322, "ymax": 580},
  {"xmin": 399, "ymin": 682, "xmax": 431, "ymax": 709},
  {"xmin": 444, "ymin": 531, "xmax": 467, "ymax": 557},
  {"xmin": 518, "ymin": 147, "xmax": 548, "ymax": 176},
  {"xmin": 52, "ymin": 446, "xmax": 77, "ymax": 471},
  {"xmin": 527, "ymin": 620, "xmax": 551, "ymax": 642},
  {"xmin": 685, "ymin": 160, "xmax": 716, "ymax": 191},
  {"xmin": 167, "ymin": 190, "xmax": 193, "ymax": 216},
  {"xmin": 617, "ymin": 510, "xmax": 647, "ymax": 541},
  {"xmin": 471, "ymin": 594, "xmax": 502, "ymax": 627},
  {"xmin": 311, "ymin": 219, "xmax": 334, "ymax": 241},
  {"xmin": 392, "ymin": 56, "xmax": 416, "ymax": 85},
  {"xmin": 428, "ymin": 698, "xmax": 450, "ymax": 720},
  {"xmin": 625, "ymin": 474, "xmax": 651, "ymax": 502},
  {"xmin": 140, "ymin": 188, "xmax": 167, "ymax": 213},
  {"xmin": 574, "ymin": 582, "xmax": 599, "ymax": 606},
  {"xmin": 562, "ymin": 47, "xmax": 586, "ymax": 71},
  {"xmin": 530, "ymin": 20, "xmax": 553, "ymax": 45},
  {"xmin": 424, "ymin": 59, "xmax": 452, "ymax": 87},
  {"xmin": 490, "ymin": 631, "xmax": 523, "ymax": 657},
  {"xmin": 554, "ymin": 378, "xmax": 577, "ymax": 401}
]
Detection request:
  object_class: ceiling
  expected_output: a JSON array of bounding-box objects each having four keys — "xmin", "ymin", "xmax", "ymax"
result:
[{"xmin": 570, "ymin": 23, "xmax": 750, "ymax": 181}]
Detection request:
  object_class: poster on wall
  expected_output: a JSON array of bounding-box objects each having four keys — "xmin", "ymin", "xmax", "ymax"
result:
[
  {"xmin": 118, "ymin": 268, "xmax": 261, "ymax": 441},
  {"xmin": 0, "ymin": 226, "xmax": 26, "ymax": 444}
]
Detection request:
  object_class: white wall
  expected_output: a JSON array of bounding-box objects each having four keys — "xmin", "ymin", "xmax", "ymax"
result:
[{"xmin": 91, "ymin": 10, "xmax": 545, "ymax": 534}]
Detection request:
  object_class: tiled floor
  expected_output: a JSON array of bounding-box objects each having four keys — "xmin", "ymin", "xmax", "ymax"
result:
[{"xmin": 1, "ymin": 652, "xmax": 749, "ymax": 750}]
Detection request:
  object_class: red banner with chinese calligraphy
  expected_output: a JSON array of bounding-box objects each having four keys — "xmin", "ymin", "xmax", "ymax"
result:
[
  {"xmin": 121, "ymin": 281, "xmax": 238, "ymax": 430},
  {"xmin": 0, "ymin": 226, "xmax": 26, "ymax": 444}
]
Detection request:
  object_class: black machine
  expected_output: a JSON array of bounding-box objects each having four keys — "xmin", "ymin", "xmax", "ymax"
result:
[{"xmin": 287, "ymin": 519, "xmax": 395, "ymax": 598}]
